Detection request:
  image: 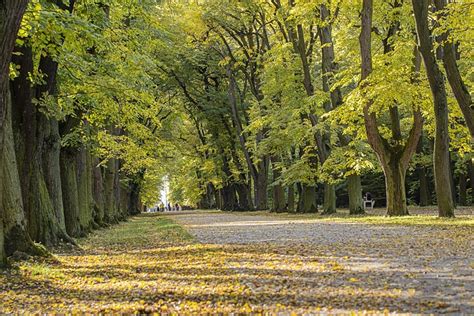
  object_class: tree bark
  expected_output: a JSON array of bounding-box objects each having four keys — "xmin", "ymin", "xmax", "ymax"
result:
[
  {"xmin": 412, "ymin": 0, "xmax": 455, "ymax": 217},
  {"xmin": 468, "ymin": 159, "xmax": 474, "ymax": 203},
  {"xmin": 322, "ymin": 184, "xmax": 336, "ymax": 214},
  {"xmin": 235, "ymin": 183, "xmax": 253, "ymax": 211},
  {"xmin": 1, "ymin": 89, "xmax": 42, "ymax": 255},
  {"xmin": 458, "ymin": 171, "xmax": 467, "ymax": 206},
  {"xmin": 385, "ymin": 159, "xmax": 409, "ymax": 216},
  {"xmin": 60, "ymin": 147, "xmax": 81, "ymax": 237},
  {"xmin": 42, "ymin": 117, "xmax": 65, "ymax": 231},
  {"xmin": 0, "ymin": 0, "xmax": 30, "ymax": 267},
  {"xmin": 287, "ymin": 184, "xmax": 295, "ymax": 212},
  {"xmin": 271, "ymin": 157, "xmax": 286, "ymax": 212},
  {"xmin": 103, "ymin": 159, "xmax": 118, "ymax": 223},
  {"xmin": 297, "ymin": 185, "xmax": 318, "ymax": 213},
  {"xmin": 92, "ymin": 158, "xmax": 105, "ymax": 225},
  {"xmin": 10, "ymin": 45, "xmax": 71, "ymax": 246},
  {"xmin": 76, "ymin": 148, "xmax": 95, "ymax": 233},
  {"xmin": 348, "ymin": 174, "xmax": 364, "ymax": 214}
]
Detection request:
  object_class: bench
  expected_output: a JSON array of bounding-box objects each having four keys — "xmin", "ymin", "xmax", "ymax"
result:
[{"xmin": 363, "ymin": 198, "xmax": 375, "ymax": 210}]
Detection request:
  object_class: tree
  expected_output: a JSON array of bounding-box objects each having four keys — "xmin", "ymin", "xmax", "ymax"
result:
[
  {"xmin": 359, "ymin": 0, "xmax": 423, "ymax": 216},
  {"xmin": 412, "ymin": 0, "xmax": 455, "ymax": 217},
  {"xmin": 0, "ymin": 0, "xmax": 30, "ymax": 265}
]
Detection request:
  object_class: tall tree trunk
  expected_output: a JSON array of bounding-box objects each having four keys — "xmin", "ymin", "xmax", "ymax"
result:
[
  {"xmin": 271, "ymin": 157, "xmax": 286, "ymax": 212},
  {"xmin": 221, "ymin": 184, "xmax": 238, "ymax": 211},
  {"xmin": 385, "ymin": 160, "xmax": 408, "ymax": 216},
  {"xmin": 322, "ymin": 184, "xmax": 336, "ymax": 214},
  {"xmin": 0, "ymin": 215, "xmax": 4, "ymax": 266},
  {"xmin": 468, "ymin": 159, "xmax": 474, "ymax": 204},
  {"xmin": 418, "ymin": 165, "xmax": 431, "ymax": 206},
  {"xmin": 92, "ymin": 158, "xmax": 105, "ymax": 225},
  {"xmin": 416, "ymin": 136, "xmax": 431, "ymax": 206},
  {"xmin": 60, "ymin": 147, "xmax": 81, "ymax": 237},
  {"xmin": 297, "ymin": 185, "xmax": 318, "ymax": 213},
  {"xmin": 76, "ymin": 148, "xmax": 94, "ymax": 233},
  {"xmin": 235, "ymin": 183, "xmax": 252, "ymax": 211},
  {"xmin": 1, "ymin": 88, "xmax": 43, "ymax": 255},
  {"xmin": 254, "ymin": 159, "xmax": 269, "ymax": 210},
  {"xmin": 348, "ymin": 174, "xmax": 364, "ymax": 214},
  {"xmin": 11, "ymin": 46, "xmax": 70, "ymax": 246},
  {"xmin": 103, "ymin": 159, "xmax": 118, "ymax": 223},
  {"xmin": 287, "ymin": 184, "xmax": 295, "ymax": 212},
  {"xmin": 42, "ymin": 117, "xmax": 65, "ymax": 231},
  {"xmin": 0, "ymin": 0, "xmax": 31, "ymax": 266},
  {"xmin": 458, "ymin": 171, "xmax": 467, "ymax": 206},
  {"xmin": 128, "ymin": 180, "xmax": 141, "ymax": 215},
  {"xmin": 412, "ymin": 0, "xmax": 455, "ymax": 217}
]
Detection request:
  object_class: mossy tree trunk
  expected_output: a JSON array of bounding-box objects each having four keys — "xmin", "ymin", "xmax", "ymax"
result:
[
  {"xmin": 10, "ymin": 45, "xmax": 70, "ymax": 246},
  {"xmin": 0, "ymin": 0, "xmax": 30, "ymax": 265},
  {"xmin": 1, "ymin": 89, "xmax": 41, "ymax": 255}
]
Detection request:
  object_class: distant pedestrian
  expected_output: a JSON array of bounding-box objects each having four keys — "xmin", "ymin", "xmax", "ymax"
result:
[{"xmin": 167, "ymin": 203, "xmax": 171, "ymax": 211}]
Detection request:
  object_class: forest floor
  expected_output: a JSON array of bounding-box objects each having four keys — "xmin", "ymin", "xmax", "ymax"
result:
[{"xmin": 1, "ymin": 210, "xmax": 473, "ymax": 314}]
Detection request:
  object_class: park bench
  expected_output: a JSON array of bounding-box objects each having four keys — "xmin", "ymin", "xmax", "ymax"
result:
[{"xmin": 363, "ymin": 197, "xmax": 376, "ymax": 210}]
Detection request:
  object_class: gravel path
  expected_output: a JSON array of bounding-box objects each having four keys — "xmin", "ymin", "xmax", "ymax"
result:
[{"xmin": 167, "ymin": 210, "xmax": 474, "ymax": 314}]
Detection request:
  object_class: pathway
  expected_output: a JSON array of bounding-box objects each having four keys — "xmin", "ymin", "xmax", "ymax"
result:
[{"xmin": 168, "ymin": 210, "xmax": 474, "ymax": 314}]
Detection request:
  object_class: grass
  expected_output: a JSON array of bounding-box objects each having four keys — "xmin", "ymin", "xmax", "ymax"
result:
[{"xmin": 78, "ymin": 213, "xmax": 194, "ymax": 251}]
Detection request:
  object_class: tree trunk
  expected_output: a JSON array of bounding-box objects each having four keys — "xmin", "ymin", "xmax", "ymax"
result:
[
  {"xmin": 0, "ymin": 215, "xmax": 4, "ymax": 266},
  {"xmin": 11, "ymin": 46, "xmax": 71, "ymax": 246},
  {"xmin": 417, "ymin": 136, "xmax": 431, "ymax": 206},
  {"xmin": 128, "ymin": 181, "xmax": 141, "ymax": 215},
  {"xmin": 103, "ymin": 159, "xmax": 118, "ymax": 223},
  {"xmin": 60, "ymin": 147, "xmax": 81, "ymax": 237},
  {"xmin": 42, "ymin": 117, "xmax": 65, "ymax": 231},
  {"xmin": 271, "ymin": 157, "xmax": 286, "ymax": 212},
  {"xmin": 348, "ymin": 174, "xmax": 364, "ymax": 214},
  {"xmin": 418, "ymin": 166, "xmax": 431, "ymax": 206},
  {"xmin": 458, "ymin": 171, "xmax": 467, "ymax": 206},
  {"xmin": 0, "ymin": 0, "xmax": 31, "ymax": 266},
  {"xmin": 92, "ymin": 159, "xmax": 105, "ymax": 225},
  {"xmin": 1, "ymin": 89, "xmax": 42, "ymax": 255},
  {"xmin": 322, "ymin": 184, "xmax": 336, "ymax": 214},
  {"xmin": 468, "ymin": 159, "xmax": 474, "ymax": 204},
  {"xmin": 297, "ymin": 185, "xmax": 318, "ymax": 213},
  {"xmin": 412, "ymin": 0, "xmax": 454, "ymax": 217},
  {"xmin": 384, "ymin": 161, "xmax": 409, "ymax": 216},
  {"xmin": 76, "ymin": 148, "xmax": 94, "ymax": 233},
  {"xmin": 235, "ymin": 183, "xmax": 252, "ymax": 211},
  {"xmin": 254, "ymin": 160, "xmax": 269, "ymax": 210},
  {"xmin": 287, "ymin": 184, "xmax": 295, "ymax": 212},
  {"xmin": 221, "ymin": 184, "xmax": 238, "ymax": 211}
]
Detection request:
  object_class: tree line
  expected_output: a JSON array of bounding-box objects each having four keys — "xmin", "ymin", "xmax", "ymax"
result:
[{"xmin": 0, "ymin": 0, "xmax": 473, "ymax": 265}]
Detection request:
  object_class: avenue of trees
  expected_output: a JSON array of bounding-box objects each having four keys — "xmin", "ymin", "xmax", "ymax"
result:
[{"xmin": 0, "ymin": 0, "xmax": 473, "ymax": 265}]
